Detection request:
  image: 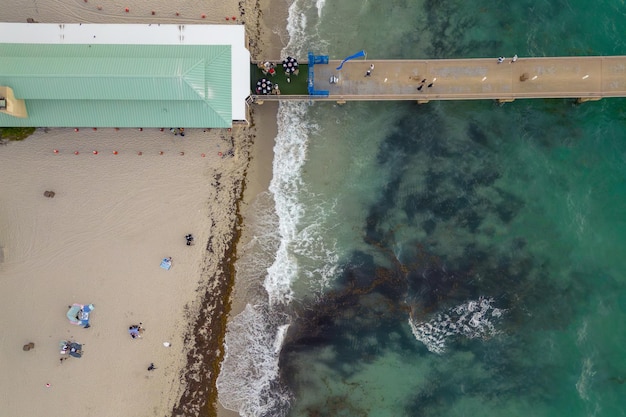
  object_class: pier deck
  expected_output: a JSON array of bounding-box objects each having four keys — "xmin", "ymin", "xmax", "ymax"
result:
[{"xmin": 253, "ymin": 56, "xmax": 626, "ymax": 102}]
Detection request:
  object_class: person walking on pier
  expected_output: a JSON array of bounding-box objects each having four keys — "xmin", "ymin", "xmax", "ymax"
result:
[
  {"xmin": 365, "ymin": 64, "xmax": 374, "ymax": 77},
  {"xmin": 497, "ymin": 56, "xmax": 505, "ymax": 64}
]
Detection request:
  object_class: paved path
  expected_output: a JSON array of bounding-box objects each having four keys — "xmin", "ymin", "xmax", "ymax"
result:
[{"xmin": 268, "ymin": 56, "xmax": 626, "ymax": 102}]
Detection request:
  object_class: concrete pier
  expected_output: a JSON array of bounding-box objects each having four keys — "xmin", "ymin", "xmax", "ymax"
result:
[{"xmin": 254, "ymin": 56, "xmax": 626, "ymax": 102}]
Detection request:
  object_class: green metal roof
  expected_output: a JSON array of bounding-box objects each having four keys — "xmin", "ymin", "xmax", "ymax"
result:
[{"xmin": 0, "ymin": 44, "xmax": 233, "ymax": 127}]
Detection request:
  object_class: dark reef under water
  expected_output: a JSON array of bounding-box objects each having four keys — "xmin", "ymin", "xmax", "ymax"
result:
[{"xmin": 277, "ymin": 107, "xmax": 594, "ymax": 417}]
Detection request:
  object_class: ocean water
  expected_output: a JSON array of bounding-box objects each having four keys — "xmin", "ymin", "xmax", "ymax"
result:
[{"xmin": 218, "ymin": 1, "xmax": 626, "ymax": 416}]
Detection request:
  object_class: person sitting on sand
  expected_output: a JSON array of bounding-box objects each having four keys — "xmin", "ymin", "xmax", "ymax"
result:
[{"xmin": 185, "ymin": 234, "xmax": 194, "ymax": 246}]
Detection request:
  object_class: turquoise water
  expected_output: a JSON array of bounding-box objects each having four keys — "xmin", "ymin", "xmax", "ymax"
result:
[{"xmin": 218, "ymin": 1, "xmax": 626, "ymax": 416}]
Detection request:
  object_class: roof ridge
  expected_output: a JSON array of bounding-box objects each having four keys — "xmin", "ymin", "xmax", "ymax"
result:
[
  {"xmin": 189, "ymin": 48, "xmax": 232, "ymax": 125},
  {"xmin": 182, "ymin": 59, "xmax": 207, "ymax": 99}
]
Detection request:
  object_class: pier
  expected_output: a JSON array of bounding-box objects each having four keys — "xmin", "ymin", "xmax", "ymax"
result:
[{"xmin": 251, "ymin": 56, "xmax": 626, "ymax": 103}]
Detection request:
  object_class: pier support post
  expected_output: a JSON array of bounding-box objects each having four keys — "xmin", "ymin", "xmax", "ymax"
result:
[
  {"xmin": 496, "ymin": 98, "xmax": 515, "ymax": 104},
  {"xmin": 336, "ymin": 100, "xmax": 346, "ymax": 105},
  {"xmin": 416, "ymin": 100, "xmax": 429, "ymax": 104}
]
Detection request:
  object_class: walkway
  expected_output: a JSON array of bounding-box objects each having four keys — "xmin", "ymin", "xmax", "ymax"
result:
[{"xmin": 256, "ymin": 56, "xmax": 626, "ymax": 103}]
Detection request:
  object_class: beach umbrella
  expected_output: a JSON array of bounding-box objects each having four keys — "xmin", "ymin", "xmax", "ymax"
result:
[
  {"xmin": 282, "ymin": 56, "xmax": 299, "ymax": 75},
  {"xmin": 255, "ymin": 78, "xmax": 273, "ymax": 95}
]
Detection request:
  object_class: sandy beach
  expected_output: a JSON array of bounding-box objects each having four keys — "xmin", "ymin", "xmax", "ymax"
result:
[
  {"xmin": 0, "ymin": 126, "xmax": 250, "ymax": 417},
  {"xmin": 0, "ymin": 0, "xmax": 285, "ymax": 416}
]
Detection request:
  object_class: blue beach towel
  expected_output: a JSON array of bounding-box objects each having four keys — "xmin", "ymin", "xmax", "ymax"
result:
[{"xmin": 160, "ymin": 258, "xmax": 172, "ymax": 270}]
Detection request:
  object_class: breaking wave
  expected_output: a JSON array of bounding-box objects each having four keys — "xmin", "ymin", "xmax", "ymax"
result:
[
  {"xmin": 409, "ymin": 297, "xmax": 505, "ymax": 354},
  {"xmin": 216, "ymin": 304, "xmax": 292, "ymax": 417}
]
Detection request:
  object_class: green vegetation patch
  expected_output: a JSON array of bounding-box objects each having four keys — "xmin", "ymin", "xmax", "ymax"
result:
[{"xmin": 0, "ymin": 127, "xmax": 36, "ymax": 141}]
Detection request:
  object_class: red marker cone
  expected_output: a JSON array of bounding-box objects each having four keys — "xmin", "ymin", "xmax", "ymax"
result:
[
  {"xmin": 53, "ymin": 149, "xmax": 59, "ymax": 154},
  {"xmin": 125, "ymin": 7, "xmax": 129, "ymax": 12},
  {"xmin": 74, "ymin": 151, "xmax": 80, "ymax": 155},
  {"xmin": 93, "ymin": 150, "xmax": 98, "ymax": 155},
  {"xmin": 113, "ymin": 150, "xmax": 118, "ymax": 155}
]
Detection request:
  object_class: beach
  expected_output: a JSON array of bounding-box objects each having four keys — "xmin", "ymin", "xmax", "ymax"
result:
[
  {"xmin": 0, "ymin": 126, "xmax": 247, "ymax": 416},
  {"xmin": 0, "ymin": 0, "xmax": 284, "ymax": 416}
]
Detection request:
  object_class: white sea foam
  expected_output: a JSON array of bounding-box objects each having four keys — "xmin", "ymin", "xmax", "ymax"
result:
[
  {"xmin": 409, "ymin": 297, "xmax": 504, "ymax": 354},
  {"xmin": 315, "ymin": 0, "xmax": 326, "ymax": 18},
  {"xmin": 284, "ymin": 0, "xmax": 328, "ymax": 57},
  {"xmin": 236, "ymin": 192, "xmax": 281, "ymax": 300},
  {"xmin": 576, "ymin": 356, "xmax": 596, "ymax": 401},
  {"xmin": 217, "ymin": 304, "xmax": 292, "ymax": 417},
  {"xmin": 265, "ymin": 101, "xmax": 311, "ymax": 305},
  {"xmin": 284, "ymin": 0, "xmax": 309, "ymax": 58}
]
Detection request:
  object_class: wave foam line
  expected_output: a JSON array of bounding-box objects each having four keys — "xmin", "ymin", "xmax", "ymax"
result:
[
  {"xmin": 265, "ymin": 101, "xmax": 312, "ymax": 305},
  {"xmin": 217, "ymin": 304, "xmax": 292, "ymax": 417}
]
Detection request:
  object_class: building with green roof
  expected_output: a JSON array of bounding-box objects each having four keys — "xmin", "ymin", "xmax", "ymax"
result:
[{"xmin": 0, "ymin": 23, "xmax": 251, "ymax": 128}]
